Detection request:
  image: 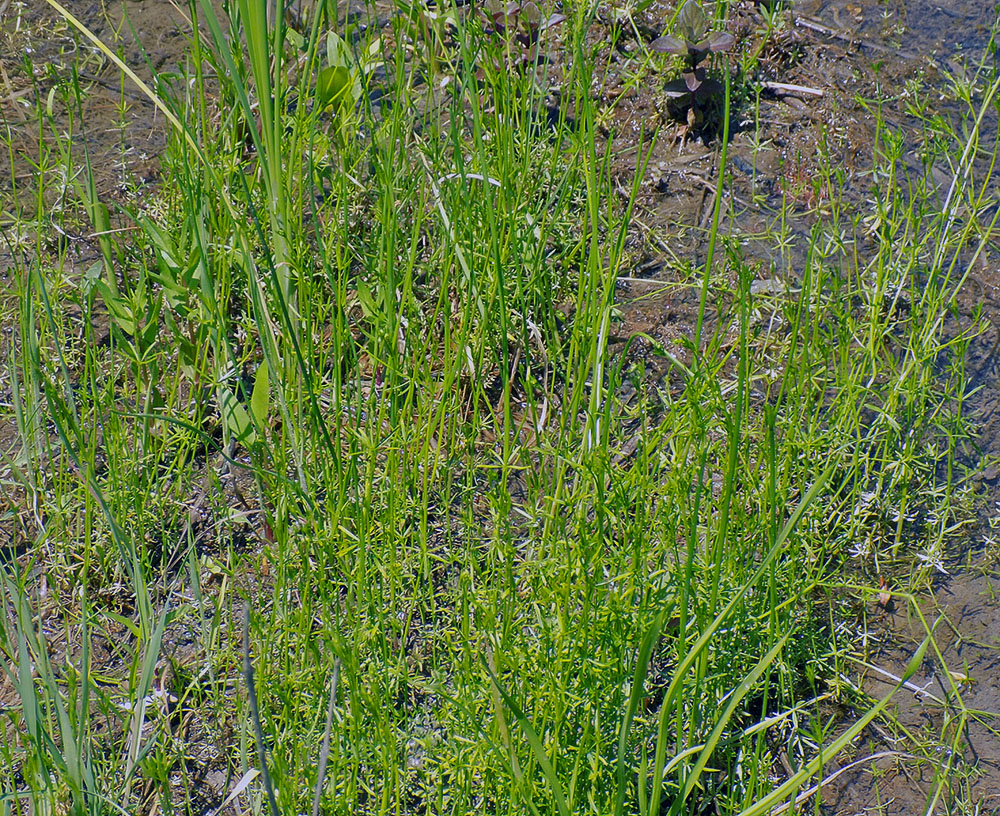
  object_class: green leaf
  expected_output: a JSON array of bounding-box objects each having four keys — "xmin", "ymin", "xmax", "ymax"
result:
[
  {"xmin": 285, "ymin": 25, "xmax": 305, "ymax": 51},
  {"xmin": 317, "ymin": 31, "xmax": 361, "ymax": 115},
  {"xmin": 94, "ymin": 280, "xmax": 138, "ymax": 335},
  {"xmin": 361, "ymin": 36, "xmax": 382, "ymax": 74},
  {"xmin": 140, "ymin": 216, "xmax": 182, "ymax": 274},
  {"xmin": 483, "ymin": 658, "xmax": 571, "ymax": 816},
  {"xmin": 251, "ymin": 358, "xmax": 270, "ymax": 429},
  {"xmin": 138, "ymin": 295, "xmax": 162, "ymax": 351},
  {"xmin": 675, "ymin": 0, "xmax": 708, "ymax": 43},
  {"xmin": 82, "ymin": 261, "xmax": 103, "ymax": 297},
  {"xmin": 90, "ymin": 199, "xmax": 111, "ymax": 236},
  {"xmin": 317, "ymin": 65, "xmax": 351, "ymax": 111},
  {"xmin": 326, "ymin": 30, "xmax": 351, "ymax": 69},
  {"xmin": 650, "ymin": 34, "xmax": 686, "ymax": 54},
  {"xmin": 901, "ymin": 623, "xmax": 935, "ymax": 682},
  {"xmin": 707, "ymin": 31, "xmax": 734, "ymax": 52},
  {"xmin": 220, "ymin": 387, "xmax": 257, "ymax": 446},
  {"xmin": 317, "ymin": 65, "xmax": 361, "ymax": 114},
  {"xmin": 149, "ymin": 385, "xmax": 166, "ymax": 411},
  {"xmin": 355, "ymin": 279, "xmax": 378, "ymax": 319}
]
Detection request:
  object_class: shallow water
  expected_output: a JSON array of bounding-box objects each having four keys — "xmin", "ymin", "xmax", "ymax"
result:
[{"xmin": 799, "ymin": 3, "xmax": 1000, "ymax": 811}]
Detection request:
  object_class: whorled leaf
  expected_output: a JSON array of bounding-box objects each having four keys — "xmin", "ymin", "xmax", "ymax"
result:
[{"xmin": 654, "ymin": 1, "xmax": 733, "ymax": 60}]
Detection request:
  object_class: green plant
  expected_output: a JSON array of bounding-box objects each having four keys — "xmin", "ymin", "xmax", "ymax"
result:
[
  {"xmin": 315, "ymin": 30, "xmax": 368, "ymax": 147},
  {"xmin": 0, "ymin": 0, "xmax": 995, "ymax": 813}
]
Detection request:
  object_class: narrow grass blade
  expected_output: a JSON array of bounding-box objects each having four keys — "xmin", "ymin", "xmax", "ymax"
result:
[
  {"xmin": 311, "ymin": 658, "xmax": 341, "ymax": 816},
  {"xmin": 483, "ymin": 657, "xmax": 572, "ymax": 816},
  {"xmin": 124, "ymin": 606, "xmax": 170, "ymax": 783},
  {"xmin": 244, "ymin": 606, "xmax": 281, "ymax": 816},
  {"xmin": 737, "ymin": 629, "xmax": 935, "ymax": 816},
  {"xmin": 673, "ymin": 632, "xmax": 792, "ymax": 813},
  {"xmin": 648, "ymin": 464, "xmax": 835, "ymax": 815},
  {"xmin": 616, "ymin": 602, "xmax": 676, "ymax": 816}
]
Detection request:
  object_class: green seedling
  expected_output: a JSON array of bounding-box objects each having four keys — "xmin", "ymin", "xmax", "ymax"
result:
[{"xmin": 315, "ymin": 31, "xmax": 364, "ymax": 144}]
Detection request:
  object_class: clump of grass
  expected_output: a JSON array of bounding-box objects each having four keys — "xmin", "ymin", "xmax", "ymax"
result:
[{"xmin": 0, "ymin": 1, "xmax": 995, "ymax": 814}]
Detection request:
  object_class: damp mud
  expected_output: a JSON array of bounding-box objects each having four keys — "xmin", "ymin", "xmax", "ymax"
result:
[{"xmin": 608, "ymin": 2, "xmax": 1000, "ymax": 811}]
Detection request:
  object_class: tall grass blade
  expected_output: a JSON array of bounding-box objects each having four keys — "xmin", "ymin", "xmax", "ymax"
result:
[
  {"xmin": 738, "ymin": 628, "xmax": 936, "ymax": 816},
  {"xmin": 123, "ymin": 607, "xmax": 170, "ymax": 785},
  {"xmin": 484, "ymin": 658, "xmax": 572, "ymax": 816},
  {"xmin": 615, "ymin": 602, "xmax": 676, "ymax": 816},
  {"xmin": 648, "ymin": 463, "xmax": 835, "ymax": 816},
  {"xmin": 673, "ymin": 632, "xmax": 792, "ymax": 813}
]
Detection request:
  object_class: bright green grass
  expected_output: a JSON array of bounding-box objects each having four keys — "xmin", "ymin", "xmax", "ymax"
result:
[{"xmin": 0, "ymin": 0, "xmax": 996, "ymax": 814}]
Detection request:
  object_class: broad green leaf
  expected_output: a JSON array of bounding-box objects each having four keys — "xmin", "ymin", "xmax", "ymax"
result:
[
  {"xmin": 650, "ymin": 34, "xmax": 685, "ymax": 54},
  {"xmin": 355, "ymin": 279, "xmax": 378, "ymax": 319},
  {"xmin": 707, "ymin": 31, "xmax": 734, "ymax": 52},
  {"xmin": 82, "ymin": 261, "xmax": 103, "ymax": 296},
  {"xmin": 361, "ymin": 37, "xmax": 382, "ymax": 74},
  {"xmin": 326, "ymin": 30, "xmax": 351, "ymax": 69},
  {"xmin": 285, "ymin": 26, "xmax": 305, "ymax": 51},
  {"xmin": 901, "ymin": 624, "xmax": 935, "ymax": 681},
  {"xmin": 94, "ymin": 280, "xmax": 138, "ymax": 335},
  {"xmin": 317, "ymin": 31, "xmax": 361, "ymax": 115},
  {"xmin": 220, "ymin": 387, "xmax": 257, "ymax": 446},
  {"xmin": 676, "ymin": 0, "xmax": 708, "ymax": 43},
  {"xmin": 140, "ymin": 216, "xmax": 182, "ymax": 274},
  {"xmin": 520, "ymin": 1, "xmax": 542, "ymax": 27},
  {"xmin": 317, "ymin": 65, "xmax": 353, "ymax": 112},
  {"xmin": 251, "ymin": 358, "xmax": 270, "ymax": 429}
]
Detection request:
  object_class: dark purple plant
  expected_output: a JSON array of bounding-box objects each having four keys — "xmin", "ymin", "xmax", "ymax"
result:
[
  {"xmin": 652, "ymin": 1, "xmax": 733, "ymax": 101},
  {"xmin": 482, "ymin": 0, "xmax": 566, "ymax": 66}
]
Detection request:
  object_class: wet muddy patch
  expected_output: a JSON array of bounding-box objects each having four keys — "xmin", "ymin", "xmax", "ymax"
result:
[{"xmin": 594, "ymin": 2, "xmax": 1000, "ymax": 810}]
